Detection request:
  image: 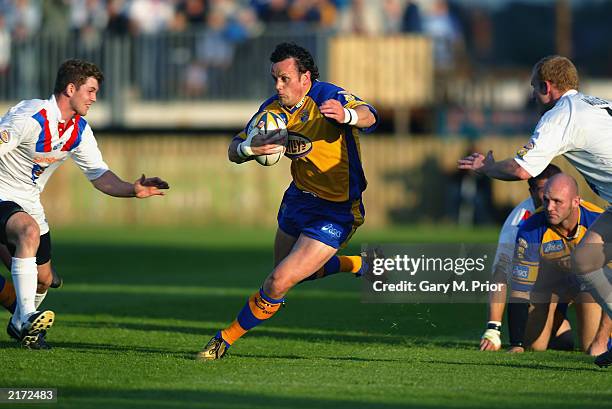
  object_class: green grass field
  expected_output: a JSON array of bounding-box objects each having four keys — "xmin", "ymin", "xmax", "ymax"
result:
[{"xmin": 0, "ymin": 226, "xmax": 609, "ymax": 409}]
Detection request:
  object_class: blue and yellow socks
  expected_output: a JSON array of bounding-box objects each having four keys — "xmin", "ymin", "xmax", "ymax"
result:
[
  {"xmin": 219, "ymin": 288, "xmax": 284, "ymax": 346},
  {"xmin": 301, "ymin": 255, "xmax": 363, "ymax": 282}
]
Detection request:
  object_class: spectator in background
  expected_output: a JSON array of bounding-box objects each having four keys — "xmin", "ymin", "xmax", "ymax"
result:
[
  {"xmin": 105, "ymin": 0, "xmax": 130, "ymax": 37},
  {"xmin": 338, "ymin": 0, "xmax": 383, "ymax": 35},
  {"xmin": 129, "ymin": 0, "xmax": 177, "ymax": 99},
  {"xmin": 422, "ymin": 0, "xmax": 462, "ymax": 71},
  {"xmin": 381, "ymin": 0, "xmax": 403, "ymax": 34},
  {"xmin": 184, "ymin": 7, "xmax": 233, "ymax": 96},
  {"xmin": 175, "ymin": 0, "xmax": 208, "ymax": 31},
  {"xmin": 252, "ymin": 0, "xmax": 290, "ymax": 24},
  {"xmin": 70, "ymin": 0, "xmax": 109, "ymax": 60},
  {"xmin": 0, "ymin": 15, "xmax": 10, "ymax": 75},
  {"xmin": 401, "ymin": 0, "xmax": 422, "ymax": 33},
  {"xmin": 288, "ymin": 0, "xmax": 337, "ymax": 29},
  {"xmin": 6, "ymin": 0, "xmax": 41, "ymax": 99},
  {"xmin": 41, "ymin": 0, "xmax": 70, "ymax": 41}
]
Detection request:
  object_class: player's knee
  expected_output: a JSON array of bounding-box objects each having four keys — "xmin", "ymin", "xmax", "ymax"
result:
[
  {"xmin": 11, "ymin": 220, "xmax": 40, "ymax": 253},
  {"xmin": 264, "ymin": 274, "xmax": 293, "ymax": 298}
]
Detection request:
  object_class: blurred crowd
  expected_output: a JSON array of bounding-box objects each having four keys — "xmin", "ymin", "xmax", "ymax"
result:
[{"xmin": 0, "ymin": 0, "xmax": 465, "ymax": 87}]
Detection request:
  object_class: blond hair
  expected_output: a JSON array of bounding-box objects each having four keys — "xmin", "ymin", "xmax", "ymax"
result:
[{"xmin": 532, "ymin": 55, "xmax": 579, "ymax": 91}]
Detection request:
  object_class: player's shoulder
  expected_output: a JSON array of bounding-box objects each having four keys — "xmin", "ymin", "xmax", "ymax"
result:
[
  {"xmin": 502, "ymin": 197, "xmax": 535, "ymax": 228},
  {"xmin": 516, "ymin": 210, "xmax": 547, "ymax": 239},
  {"xmin": 307, "ymin": 80, "xmax": 344, "ymax": 104},
  {"xmin": 257, "ymin": 95, "xmax": 281, "ymax": 113},
  {"xmin": 579, "ymin": 200, "xmax": 604, "ymax": 226},
  {"xmin": 539, "ymin": 92, "xmax": 575, "ymax": 127},
  {"xmin": 4, "ymin": 99, "xmax": 47, "ymax": 120}
]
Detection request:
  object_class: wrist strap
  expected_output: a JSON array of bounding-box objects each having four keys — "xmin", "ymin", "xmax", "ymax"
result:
[
  {"xmin": 486, "ymin": 321, "xmax": 502, "ymax": 332},
  {"xmin": 343, "ymin": 108, "xmax": 358, "ymax": 126},
  {"xmin": 236, "ymin": 142, "xmax": 249, "ymax": 159}
]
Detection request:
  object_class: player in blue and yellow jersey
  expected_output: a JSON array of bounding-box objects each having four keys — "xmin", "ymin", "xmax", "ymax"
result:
[
  {"xmin": 197, "ymin": 42, "xmax": 378, "ymax": 360},
  {"xmin": 508, "ymin": 173, "xmax": 612, "ymax": 354}
]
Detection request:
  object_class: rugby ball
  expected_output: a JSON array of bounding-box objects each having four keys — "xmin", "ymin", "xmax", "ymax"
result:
[{"xmin": 246, "ymin": 111, "xmax": 288, "ymax": 166}]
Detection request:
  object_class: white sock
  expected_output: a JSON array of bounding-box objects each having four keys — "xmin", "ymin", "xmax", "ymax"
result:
[
  {"xmin": 34, "ymin": 291, "xmax": 47, "ymax": 309},
  {"xmin": 10, "ymin": 257, "xmax": 38, "ymax": 325},
  {"xmin": 576, "ymin": 267, "xmax": 612, "ymax": 318}
]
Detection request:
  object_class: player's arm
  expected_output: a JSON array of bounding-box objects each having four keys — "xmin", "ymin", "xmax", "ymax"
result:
[
  {"xmin": 458, "ymin": 151, "xmax": 532, "ymax": 180},
  {"xmin": 228, "ymin": 131, "xmax": 287, "ymax": 164},
  {"xmin": 91, "ymin": 170, "xmax": 169, "ymax": 198},
  {"xmin": 319, "ymin": 99, "xmax": 376, "ymax": 129},
  {"xmin": 506, "ymin": 226, "xmax": 541, "ymax": 353},
  {"xmin": 459, "ymin": 109, "xmax": 568, "ymax": 180}
]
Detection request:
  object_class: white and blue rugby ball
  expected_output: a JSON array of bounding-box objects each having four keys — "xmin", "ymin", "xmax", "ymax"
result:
[{"xmin": 247, "ymin": 111, "xmax": 288, "ymax": 166}]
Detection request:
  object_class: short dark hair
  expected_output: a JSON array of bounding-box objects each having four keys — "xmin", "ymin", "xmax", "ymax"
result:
[
  {"xmin": 528, "ymin": 163, "xmax": 562, "ymax": 189},
  {"xmin": 270, "ymin": 42, "xmax": 319, "ymax": 81},
  {"xmin": 53, "ymin": 59, "xmax": 104, "ymax": 95}
]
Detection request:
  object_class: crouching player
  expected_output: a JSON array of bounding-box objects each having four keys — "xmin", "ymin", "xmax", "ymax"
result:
[
  {"xmin": 197, "ymin": 42, "xmax": 378, "ymax": 360},
  {"xmin": 507, "ymin": 173, "xmax": 611, "ymax": 353},
  {"xmin": 479, "ymin": 164, "xmax": 568, "ymax": 351}
]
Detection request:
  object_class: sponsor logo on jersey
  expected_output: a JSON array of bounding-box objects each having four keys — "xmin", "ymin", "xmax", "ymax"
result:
[
  {"xmin": 285, "ymin": 131, "xmax": 313, "ymax": 159},
  {"xmin": 31, "ymin": 163, "xmax": 47, "ymax": 183},
  {"xmin": 0, "ymin": 129, "xmax": 9, "ymax": 144},
  {"xmin": 512, "ymin": 264, "xmax": 530, "ymax": 279},
  {"xmin": 543, "ymin": 239, "xmax": 564, "ymax": 254},
  {"xmin": 338, "ymin": 91, "xmax": 356, "ymax": 103},
  {"xmin": 516, "ymin": 238, "xmax": 528, "ymax": 258},
  {"xmin": 321, "ymin": 223, "xmax": 342, "ymax": 239},
  {"xmin": 516, "ymin": 141, "xmax": 535, "ymax": 158},
  {"xmin": 33, "ymin": 156, "xmax": 60, "ymax": 165}
]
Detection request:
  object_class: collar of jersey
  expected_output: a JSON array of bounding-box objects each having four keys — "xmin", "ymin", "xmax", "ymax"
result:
[
  {"xmin": 562, "ymin": 89, "xmax": 578, "ymax": 98},
  {"xmin": 48, "ymin": 94, "xmax": 64, "ymax": 123},
  {"xmin": 280, "ymin": 95, "xmax": 307, "ymax": 114}
]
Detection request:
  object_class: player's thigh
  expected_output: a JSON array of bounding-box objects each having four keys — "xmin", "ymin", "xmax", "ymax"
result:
[
  {"xmin": 274, "ymin": 228, "xmax": 299, "ymax": 267},
  {"xmin": 574, "ymin": 292, "xmax": 602, "ymax": 351},
  {"xmin": 265, "ymin": 234, "xmax": 337, "ymax": 296}
]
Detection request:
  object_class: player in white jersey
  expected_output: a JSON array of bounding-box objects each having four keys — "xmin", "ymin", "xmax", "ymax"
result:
[
  {"xmin": 0, "ymin": 59, "xmax": 169, "ymax": 349},
  {"xmin": 459, "ymin": 55, "xmax": 611, "ymax": 366}
]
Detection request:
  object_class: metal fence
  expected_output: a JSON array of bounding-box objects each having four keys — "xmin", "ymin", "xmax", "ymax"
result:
[{"xmin": 0, "ymin": 29, "xmax": 328, "ymax": 106}]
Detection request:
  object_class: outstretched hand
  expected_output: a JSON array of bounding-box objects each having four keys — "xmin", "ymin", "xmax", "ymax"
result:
[
  {"xmin": 134, "ymin": 174, "xmax": 169, "ymax": 198},
  {"xmin": 457, "ymin": 150, "xmax": 495, "ymax": 173}
]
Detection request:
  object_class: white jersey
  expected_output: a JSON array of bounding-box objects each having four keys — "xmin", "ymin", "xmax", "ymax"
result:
[
  {"xmin": 0, "ymin": 95, "xmax": 109, "ymax": 234},
  {"xmin": 492, "ymin": 197, "xmax": 535, "ymax": 278},
  {"xmin": 514, "ymin": 90, "xmax": 612, "ymax": 203}
]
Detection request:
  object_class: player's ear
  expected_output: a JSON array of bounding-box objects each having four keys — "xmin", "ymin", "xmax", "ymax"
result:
[
  {"xmin": 64, "ymin": 83, "xmax": 75, "ymax": 97},
  {"xmin": 539, "ymin": 81, "xmax": 549, "ymax": 95}
]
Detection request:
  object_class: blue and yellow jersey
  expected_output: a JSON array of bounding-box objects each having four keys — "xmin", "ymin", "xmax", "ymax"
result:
[
  {"xmin": 511, "ymin": 201, "xmax": 603, "ymax": 292},
  {"xmin": 235, "ymin": 80, "xmax": 378, "ymax": 202}
]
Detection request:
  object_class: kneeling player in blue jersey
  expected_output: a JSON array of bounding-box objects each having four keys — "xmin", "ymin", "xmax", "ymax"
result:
[
  {"xmin": 197, "ymin": 42, "xmax": 378, "ymax": 360},
  {"xmin": 507, "ymin": 173, "xmax": 611, "ymax": 354}
]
